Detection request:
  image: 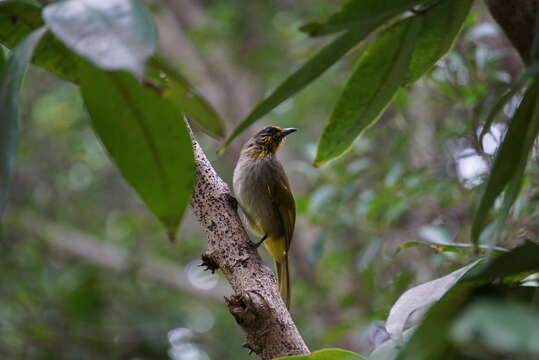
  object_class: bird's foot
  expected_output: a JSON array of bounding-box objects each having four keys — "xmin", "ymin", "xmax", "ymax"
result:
[
  {"xmin": 225, "ymin": 193, "xmax": 238, "ymax": 211},
  {"xmin": 250, "ymin": 234, "xmax": 268, "ymax": 249}
]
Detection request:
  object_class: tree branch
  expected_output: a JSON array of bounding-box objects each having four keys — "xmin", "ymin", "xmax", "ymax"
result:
[
  {"xmin": 188, "ymin": 131, "xmax": 309, "ymax": 359},
  {"xmin": 487, "ymin": 0, "xmax": 538, "ymax": 64}
]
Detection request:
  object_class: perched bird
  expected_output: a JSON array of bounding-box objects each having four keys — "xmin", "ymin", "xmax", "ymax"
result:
[{"xmin": 233, "ymin": 126, "xmax": 297, "ymax": 309}]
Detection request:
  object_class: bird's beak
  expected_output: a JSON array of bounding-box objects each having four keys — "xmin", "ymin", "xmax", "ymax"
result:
[{"xmin": 280, "ymin": 128, "xmax": 297, "ymax": 137}]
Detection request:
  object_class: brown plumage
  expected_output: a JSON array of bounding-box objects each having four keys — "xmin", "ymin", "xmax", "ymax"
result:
[{"xmin": 233, "ymin": 126, "xmax": 296, "ymax": 309}]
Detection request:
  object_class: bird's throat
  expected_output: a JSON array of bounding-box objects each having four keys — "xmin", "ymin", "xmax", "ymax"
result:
[{"xmin": 247, "ymin": 146, "xmax": 276, "ymax": 159}]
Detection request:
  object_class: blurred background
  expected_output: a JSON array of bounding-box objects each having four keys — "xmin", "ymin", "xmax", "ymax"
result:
[{"xmin": 1, "ymin": 0, "xmax": 534, "ymax": 359}]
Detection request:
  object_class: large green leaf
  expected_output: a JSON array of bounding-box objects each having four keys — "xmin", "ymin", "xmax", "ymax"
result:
[
  {"xmin": 371, "ymin": 242, "xmax": 539, "ymax": 359},
  {"xmin": 300, "ymin": 0, "xmax": 426, "ymax": 37},
  {"xmin": 396, "ymin": 241, "xmax": 539, "ymax": 360},
  {"xmin": 79, "ymin": 64, "xmax": 195, "ymax": 239},
  {"xmin": 395, "ymin": 286, "xmax": 539, "ymax": 360},
  {"xmin": 0, "ymin": 27, "xmax": 46, "ymax": 219},
  {"xmin": 404, "ymin": 0, "xmax": 473, "ymax": 85},
  {"xmin": 32, "ymin": 31, "xmax": 83, "ymax": 83},
  {"xmin": 471, "ymin": 80, "xmax": 539, "ymax": 243},
  {"xmin": 277, "ymin": 348, "xmax": 365, "ymax": 360},
  {"xmin": 395, "ymin": 284, "xmax": 472, "ymax": 360},
  {"xmin": 148, "ymin": 56, "xmax": 225, "ymax": 139},
  {"xmin": 219, "ymin": 23, "xmax": 378, "ymax": 152},
  {"xmin": 0, "ymin": 0, "xmax": 42, "ymax": 49},
  {"xmin": 43, "ymin": 0, "xmax": 156, "ymax": 76},
  {"xmin": 385, "ymin": 259, "xmax": 482, "ymax": 337},
  {"xmin": 314, "ymin": 17, "xmax": 422, "ymax": 165}
]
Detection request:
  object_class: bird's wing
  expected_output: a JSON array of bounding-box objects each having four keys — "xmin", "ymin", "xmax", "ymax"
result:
[
  {"xmin": 237, "ymin": 201, "xmax": 259, "ymax": 234},
  {"xmin": 268, "ymin": 168, "xmax": 296, "ymax": 250}
]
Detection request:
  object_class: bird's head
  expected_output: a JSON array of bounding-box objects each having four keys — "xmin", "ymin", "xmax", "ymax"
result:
[{"xmin": 245, "ymin": 126, "xmax": 297, "ymax": 158}]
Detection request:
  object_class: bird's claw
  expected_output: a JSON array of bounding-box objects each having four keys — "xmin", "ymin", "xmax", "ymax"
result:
[
  {"xmin": 250, "ymin": 234, "xmax": 268, "ymax": 249},
  {"xmin": 226, "ymin": 193, "xmax": 238, "ymax": 211}
]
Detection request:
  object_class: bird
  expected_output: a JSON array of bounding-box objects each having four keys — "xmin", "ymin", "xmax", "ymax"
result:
[{"xmin": 233, "ymin": 126, "xmax": 297, "ymax": 309}]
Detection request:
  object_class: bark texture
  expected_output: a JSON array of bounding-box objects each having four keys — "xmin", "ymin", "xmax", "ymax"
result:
[
  {"xmin": 487, "ymin": 0, "xmax": 538, "ymax": 64},
  {"xmin": 189, "ymin": 135, "xmax": 309, "ymax": 359}
]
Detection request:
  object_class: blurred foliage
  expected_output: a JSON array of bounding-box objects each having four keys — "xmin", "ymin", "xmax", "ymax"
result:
[{"xmin": 1, "ymin": 0, "xmax": 539, "ymax": 359}]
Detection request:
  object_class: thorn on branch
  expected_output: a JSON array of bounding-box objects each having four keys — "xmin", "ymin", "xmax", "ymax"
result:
[
  {"xmin": 200, "ymin": 252, "xmax": 220, "ymax": 273},
  {"xmin": 227, "ymin": 293, "xmax": 266, "ymax": 356},
  {"xmin": 225, "ymin": 292, "xmax": 258, "ymax": 325}
]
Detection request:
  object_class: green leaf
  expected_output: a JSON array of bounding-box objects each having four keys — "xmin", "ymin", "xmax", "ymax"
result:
[
  {"xmin": 79, "ymin": 64, "xmax": 195, "ymax": 239},
  {"xmin": 0, "ymin": 45, "xmax": 5, "ymax": 69},
  {"xmin": 0, "ymin": 0, "xmax": 43, "ymax": 49},
  {"xmin": 479, "ymin": 79, "xmax": 526, "ymax": 147},
  {"xmin": 300, "ymin": 0, "xmax": 426, "ymax": 37},
  {"xmin": 277, "ymin": 348, "xmax": 365, "ymax": 360},
  {"xmin": 219, "ymin": 23, "xmax": 378, "ymax": 152},
  {"xmin": 367, "ymin": 328, "xmax": 414, "ymax": 360},
  {"xmin": 451, "ymin": 300, "xmax": 539, "ymax": 355},
  {"xmin": 32, "ymin": 31, "xmax": 83, "ymax": 83},
  {"xmin": 0, "ymin": 0, "xmax": 84, "ymax": 82},
  {"xmin": 395, "ymin": 240, "xmax": 508, "ymax": 254},
  {"xmin": 0, "ymin": 0, "xmax": 81, "ymax": 82},
  {"xmin": 148, "ymin": 56, "xmax": 225, "ymax": 139},
  {"xmin": 396, "ymin": 241, "xmax": 539, "ymax": 360},
  {"xmin": 488, "ymin": 146, "xmax": 530, "ymax": 245},
  {"xmin": 395, "ymin": 241, "xmax": 438, "ymax": 253},
  {"xmin": 395, "ymin": 284, "xmax": 471, "ymax": 360},
  {"xmin": 385, "ymin": 260, "xmax": 482, "ymax": 337},
  {"xmin": 404, "ymin": 0, "xmax": 473, "ymax": 85},
  {"xmin": 43, "ymin": 0, "xmax": 156, "ymax": 76},
  {"xmin": 0, "ymin": 27, "xmax": 46, "ymax": 219},
  {"xmin": 471, "ymin": 80, "xmax": 539, "ymax": 243},
  {"xmin": 315, "ymin": 17, "xmax": 422, "ymax": 165},
  {"xmin": 463, "ymin": 240, "xmax": 539, "ymax": 283}
]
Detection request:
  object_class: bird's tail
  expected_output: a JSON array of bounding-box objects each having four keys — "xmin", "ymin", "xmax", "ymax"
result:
[{"xmin": 275, "ymin": 256, "xmax": 291, "ymax": 309}]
